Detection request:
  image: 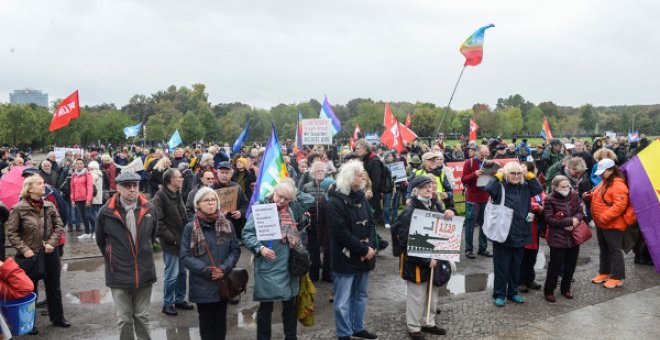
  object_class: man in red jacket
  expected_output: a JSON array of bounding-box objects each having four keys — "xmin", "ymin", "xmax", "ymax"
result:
[{"xmin": 461, "ymin": 145, "xmax": 492, "ymax": 259}]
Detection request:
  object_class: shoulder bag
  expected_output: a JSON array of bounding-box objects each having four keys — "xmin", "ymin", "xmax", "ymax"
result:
[
  {"xmin": 201, "ymin": 240, "xmax": 248, "ymax": 300},
  {"xmin": 571, "ymin": 220, "xmax": 592, "ymax": 246},
  {"xmin": 482, "ymin": 182, "xmax": 514, "ymax": 243}
]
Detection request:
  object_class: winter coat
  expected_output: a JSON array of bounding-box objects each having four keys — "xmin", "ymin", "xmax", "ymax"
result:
[
  {"xmin": 362, "ymin": 152, "xmax": 384, "ymax": 195},
  {"xmin": 543, "ymin": 191, "xmax": 584, "ymax": 248},
  {"xmin": 525, "ymin": 192, "xmax": 546, "ymax": 250},
  {"xmin": 231, "ymin": 168, "xmax": 256, "ymax": 200},
  {"xmin": 326, "ymin": 187, "xmax": 377, "ymax": 274},
  {"xmin": 302, "ymin": 177, "xmax": 336, "ymax": 247},
  {"xmin": 70, "ymin": 169, "xmax": 94, "ymax": 203},
  {"xmin": 102, "ymin": 163, "xmax": 118, "ymax": 192},
  {"xmin": 587, "ymin": 177, "xmax": 630, "ymax": 231},
  {"xmin": 461, "ymin": 157, "xmax": 490, "ymax": 203},
  {"xmin": 152, "ymin": 186, "xmax": 187, "ymax": 254},
  {"xmin": 96, "ymin": 194, "xmax": 157, "ymax": 289},
  {"xmin": 541, "ymin": 147, "xmax": 564, "ymax": 172},
  {"xmin": 90, "ymin": 169, "xmax": 104, "ymax": 205},
  {"xmin": 485, "ymin": 175, "xmax": 543, "ymax": 247},
  {"xmin": 242, "ymin": 192, "xmax": 315, "ymax": 302},
  {"xmin": 6, "ymin": 200, "xmax": 64, "ymax": 256},
  {"xmin": 0, "ymin": 258, "xmax": 35, "ymax": 300},
  {"xmin": 394, "ymin": 197, "xmax": 441, "ymax": 283},
  {"xmin": 39, "ymin": 169, "xmax": 59, "ymax": 188},
  {"xmin": 180, "ymin": 217, "xmax": 241, "ymax": 303}
]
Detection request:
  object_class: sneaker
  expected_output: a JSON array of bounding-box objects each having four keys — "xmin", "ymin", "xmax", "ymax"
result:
[
  {"xmin": 478, "ymin": 250, "xmax": 493, "ymax": 258},
  {"xmin": 528, "ymin": 281, "xmax": 542, "ymax": 290},
  {"xmin": 421, "ymin": 325, "xmax": 446, "ymax": 335},
  {"xmin": 591, "ymin": 273, "xmax": 610, "ymax": 283},
  {"xmin": 385, "ymin": 223, "xmax": 391, "ymax": 229},
  {"xmin": 78, "ymin": 234, "xmax": 92, "ymax": 240},
  {"xmin": 604, "ymin": 279, "xmax": 624, "ymax": 289},
  {"xmin": 353, "ymin": 329, "xmax": 378, "ymax": 339},
  {"xmin": 493, "ymin": 297, "xmax": 506, "ymax": 307},
  {"xmin": 508, "ymin": 295, "xmax": 524, "ymax": 303}
]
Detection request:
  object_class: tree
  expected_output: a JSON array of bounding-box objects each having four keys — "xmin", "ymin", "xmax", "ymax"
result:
[
  {"xmin": 179, "ymin": 111, "xmax": 205, "ymax": 143},
  {"xmin": 500, "ymin": 107, "xmax": 524, "ymax": 135},
  {"xmin": 579, "ymin": 104, "xmax": 597, "ymax": 134}
]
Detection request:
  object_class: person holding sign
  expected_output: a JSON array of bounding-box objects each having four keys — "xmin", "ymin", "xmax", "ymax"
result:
[
  {"xmin": 216, "ymin": 161, "xmax": 249, "ymax": 239},
  {"xmin": 241, "ymin": 179, "xmax": 314, "ymax": 340},
  {"xmin": 393, "ymin": 175, "xmax": 453, "ymax": 339}
]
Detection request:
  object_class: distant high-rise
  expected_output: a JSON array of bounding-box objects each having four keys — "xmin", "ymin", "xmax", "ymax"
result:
[{"xmin": 9, "ymin": 88, "xmax": 49, "ymax": 107}]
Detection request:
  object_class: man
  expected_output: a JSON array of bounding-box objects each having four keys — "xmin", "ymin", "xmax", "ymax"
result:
[
  {"xmin": 216, "ymin": 161, "xmax": 249, "ymax": 239},
  {"xmin": 186, "ymin": 169, "xmax": 218, "ymax": 220},
  {"xmin": 541, "ymin": 139, "xmax": 564, "ymax": 174},
  {"xmin": 152, "ymin": 168, "xmax": 193, "ymax": 316},
  {"xmin": 0, "ymin": 148, "xmax": 11, "ymax": 175},
  {"xmin": 355, "ymin": 139, "xmax": 384, "ymax": 224},
  {"xmin": 96, "ymin": 172, "xmax": 157, "ymax": 340},
  {"xmin": 505, "ymin": 144, "xmax": 518, "ymax": 159},
  {"xmin": 326, "ymin": 160, "xmax": 378, "ymax": 340},
  {"xmin": 516, "ymin": 139, "xmax": 532, "ymax": 161},
  {"xmin": 493, "ymin": 145, "xmax": 508, "ymax": 159},
  {"xmin": 407, "ymin": 152, "xmax": 454, "ymax": 211},
  {"xmin": 208, "ymin": 145, "xmax": 229, "ymax": 169},
  {"xmin": 461, "ymin": 145, "xmax": 492, "ymax": 259},
  {"xmin": 572, "ymin": 139, "xmax": 595, "ymax": 174},
  {"xmin": 114, "ymin": 149, "xmax": 129, "ymax": 166},
  {"xmin": 45, "ymin": 151, "xmax": 60, "ymax": 174},
  {"xmin": 170, "ymin": 148, "xmax": 189, "ymax": 169}
]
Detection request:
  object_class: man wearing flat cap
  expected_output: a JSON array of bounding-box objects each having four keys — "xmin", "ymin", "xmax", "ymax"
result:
[
  {"xmin": 407, "ymin": 152, "xmax": 454, "ymax": 211},
  {"xmin": 96, "ymin": 171, "xmax": 157, "ymax": 340}
]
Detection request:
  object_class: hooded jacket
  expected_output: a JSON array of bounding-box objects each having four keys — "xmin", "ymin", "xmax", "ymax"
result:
[
  {"xmin": 587, "ymin": 177, "xmax": 631, "ymax": 231},
  {"xmin": 543, "ymin": 190, "xmax": 584, "ymax": 248}
]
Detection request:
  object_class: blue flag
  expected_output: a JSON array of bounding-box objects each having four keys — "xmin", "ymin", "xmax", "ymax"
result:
[
  {"xmin": 168, "ymin": 129, "xmax": 182, "ymax": 149},
  {"xmin": 123, "ymin": 122, "xmax": 142, "ymax": 139},
  {"xmin": 232, "ymin": 123, "xmax": 250, "ymax": 154},
  {"xmin": 540, "ymin": 129, "xmax": 547, "ymax": 141},
  {"xmin": 319, "ymin": 96, "xmax": 341, "ymax": 135}
]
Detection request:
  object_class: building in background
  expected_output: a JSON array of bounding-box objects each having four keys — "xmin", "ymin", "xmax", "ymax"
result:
[{"xmin": 9, "ymin": 88, "xmax": 48, "ymax": 107}]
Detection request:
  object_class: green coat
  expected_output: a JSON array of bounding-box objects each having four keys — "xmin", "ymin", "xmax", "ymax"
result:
[{"xmin": 242, "ymin": 191, "xmax": 314, "ymax": 302}]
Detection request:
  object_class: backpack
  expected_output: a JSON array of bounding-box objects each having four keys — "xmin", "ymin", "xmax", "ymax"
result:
[
  {"xmin": 518, "ymin": 145, "xmax": 529, "ymax": 158},
  {"xmin": 379, "ymin": 161, "xmax": 394, "ymax": 193}
]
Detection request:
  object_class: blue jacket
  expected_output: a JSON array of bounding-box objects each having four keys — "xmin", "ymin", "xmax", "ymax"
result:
[{"xmin": 180, "ymin": 218, "xmax": 241, "ymax": 303}]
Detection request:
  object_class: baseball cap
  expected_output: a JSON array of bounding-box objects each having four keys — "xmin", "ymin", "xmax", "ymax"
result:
[{"xmin": 594, "ymin": 158, "xmax": 615, "ymax": 176}]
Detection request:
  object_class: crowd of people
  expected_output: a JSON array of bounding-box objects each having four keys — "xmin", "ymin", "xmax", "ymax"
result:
[{"xmin": 0, "ymin": 131, "xmax": 655, "ymax": 339}]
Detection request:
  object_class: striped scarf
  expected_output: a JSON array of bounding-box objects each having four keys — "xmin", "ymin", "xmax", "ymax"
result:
[{"xmin": 278, "ymin": 206, "xmax": 299, "ymax": 248}]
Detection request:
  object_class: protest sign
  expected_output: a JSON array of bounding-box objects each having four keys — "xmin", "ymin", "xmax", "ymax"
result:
[
  {"xmin": 54, "ymin": 147, "xmax": 84, "ymax": 163},
  {"xmin": 252, "ymin": 203, "xmax": 282, "ymax": 241},
  {"xmin": 407, "ymin": 209, "xmax": 464, "ymax": 262},
  {"xmin": 216, "ymin": 186, "xmax": 239, "ymax": 214},
  {"xmin": 388, "ymin": 161, "xmax": 407, "ymax": 183},
  {"xmin": 606, "ymin": 131, "xmax": 617, "ymax": 138},
  {"xmin": 116, "ymin": 158, "xmax": 145, "ymax": 173},
  {"xmin": 446, "ymin": 161, "xmax": 464, "ymax": 193},
  {"xmin": 301, "ymin": 118, "xmax": 332, "ymax": 145},
  {"xmin": 364, "ymin": 133, "xmax": 380, "ymax": 145}
]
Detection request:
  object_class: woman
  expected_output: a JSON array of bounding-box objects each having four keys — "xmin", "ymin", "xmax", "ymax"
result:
[
  {"xmin": 485, "ymin": 162, "xmax": 543, "ymax": 306},
  {"xmin": 382, "ymin": 151, "xmax": 398, "ymax": 229},
  {"xmin": 242, "ymin": 179, "xmax": 314, "ymax": 340},
  {"xmin": 6, "ymin": 175, "xmax": 70, "ymax": 334},
  {"xmin": 394, "ymin": 175, "xmax": 452, "ymax": 339},
  {"xmin": 180, "ymin": 187, "xmax": 241, "ymax": 340},
  {"xmin": 101, "ymin": 154, "xmax": 119, "ymax": 197},
  {"xmin": 452, "ymin": 143, "xmax": 465, "ymax": 162},
  {"xmin": 149, "ymin": 157, "xmax": 171, "ymax": 194},
  {"xmin": 543, "ymin": 175, "xmax": 584, "ymax": 302},
  {"xmin": 232, "ymin": 157, "xmax": 256, "ymax": 200},
  {"xmin": 70, "ymin": 158, "xmax": 94, "ymax": 238},
  {"xmin": 519, "ymin": 161, "xmax": 545, "ymax": 293},
  {"xmin": 590, "ymin": 148, "xmax": 617, "ymax": 186},
  {"xmin": 584, "ymin": 158, "xmax": 630, "ymax": 288},
  {"xmin": 84, "ymin": 161, "xmax": 104, "ymax": 240}
]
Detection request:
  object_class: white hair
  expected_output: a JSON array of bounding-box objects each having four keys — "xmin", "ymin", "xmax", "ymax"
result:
[
  {"xmin": 272, "ymin": 178, "xmax": 297, "ymax": 202},
  {"xmin": 88, "ymin": 161, "xmax": 100, "ymax": 170},
  {"xmin": 335, "ymin": 160, "xmax": 364, "ymax": 195},
  {"xmin": 200, "ymin": 153, "xmax": 214, "ymax": 165},
  {"xmin": 194, "ymin": 186, "xmax": 220, "ymax": 211}
]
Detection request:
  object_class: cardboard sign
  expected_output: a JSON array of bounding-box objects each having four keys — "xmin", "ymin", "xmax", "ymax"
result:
[
  {"xmin": 445, "ymin": 161, "xmax": 464, "ymax": 193},
  {"xmin": 407, "ymin": 209, "xmax": 464, "ymax": 262},
  {"xmin": 216, "ymin": 186, "xmax": 239, "ymax": 214},
  {"xmin": 252, "ymin": 203, "xmax": 282, "ymax": 241},
  {"xmin": 301, "ymin": 118, "xmax": 332, "ymax": 145},
  {"xmin": 387, "ymin": 161, "xmax": 407, "ymax": 183},
  {"xmin": 117, "ymin": 158, "xmax": 145, "ymax": 173},
  {"xmin": 54, "ymin": 147, "xmax": 84, "ymax": 163}
]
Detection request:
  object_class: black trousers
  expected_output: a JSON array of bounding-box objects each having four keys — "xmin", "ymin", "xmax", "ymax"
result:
[
  {"xmin": 308, "ymin": 225, "xmax": 321, "ymax": 281},
  {"xmin": 520, "ymin": 248, "xmax": 539, "ymax": 285},
  {"xmin": 29, "ymin": 251, "xmax": 65, "ymax": 323},
  {"xmin": 257, "ymin": 298, "xmax": 297, "ymax": 340},
  {"xmin": 597, "ymin": 228, "xmax": 626, "ymax": 279},
  {"xmin": 544, "ymin": 246, "xmax": 580, "ymax": 295},
  {"xmin": 196, "ymin": 301, "xmax": 228, "ymax": 340},
  {"xmin": 492, "ymin": 243, "xmax": 524, "ymax": 299}
]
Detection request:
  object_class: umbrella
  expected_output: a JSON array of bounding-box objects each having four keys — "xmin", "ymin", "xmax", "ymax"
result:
[{"xmin": 0, "ymin": 166, "xmax": 27, "ymax": 209}]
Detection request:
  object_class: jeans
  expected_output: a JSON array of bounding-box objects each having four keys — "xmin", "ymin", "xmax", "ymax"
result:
[
  {"xmin": 464, "ymin": 202, "xmax": 488, "ymax": 253},
  {"xmin": 75, "ymin": 201, "xmax": 93, "ymax": 234},
  {"xmin": 383, "ymin": 193, "xmax": 393, "ymax": 225},
  {"xmin": 544, "ymin": 246, "xmax": 580, "ymax": 295},
  {"xmin": 90, "ymin": 204, "xmax": 101, "ymax": 225},
  {"xmin": 111, "ymin": 285, "xmax": 153, "ymax": 340},
  {"xmin": 69, "ymin": 202, "xmax": 80, "ymax": 226},
  {"xmin": 163, "ymin": 252, "xmax": 187, "ymax": 306},
  {"xmin": 197, "ymin": 301, "xmax": 228, "ymax": 340},
  {"xmin": 256, "ymin": 298, "xmax": 297, "ymax": 340},
  {"xmin": 333, "ymin": 271, "xmax": 370, "ymax": 337},
  {"xmin": 492, "ymin": 243, "xmax": 524, "ymax": 299},
  {"xmin": 597, "ymin": 228, "xmax": 626, "ymax": 279},
  {"xmin": 390, "ymin": 190, "xmax": 401, "ymax": 223}
]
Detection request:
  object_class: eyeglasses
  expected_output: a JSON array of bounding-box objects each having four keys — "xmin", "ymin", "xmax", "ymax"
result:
[
  {"xmin": 202, "ymin": 177, "xmax": 215, "ymax": 181},
  {"xmin": 201, "ymin": 198, "xmax": 217, "ymax": 205},
  {"xmin": 510, "ymin": 172, "xmax": 524, "ymax": 176}
]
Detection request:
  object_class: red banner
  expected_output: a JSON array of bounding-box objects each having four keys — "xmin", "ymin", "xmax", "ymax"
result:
[
  {"xmin": 49, "ymin": 90, "xmax": 80, "ymax": 132},
  {"xmin": 469, "ymin": 118, "xmax": 478, "ymax": 141},
  {"xmin": 446, "ymin": 158, "xmax": 520, "ymax": 194},
  {"xmin": 405, "ymin": 112, "xmax": 411, "ymax": 127}
]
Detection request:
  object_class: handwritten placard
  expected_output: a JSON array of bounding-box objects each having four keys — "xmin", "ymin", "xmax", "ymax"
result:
[
  {"xmin": 252, "ymin": 203, "xmax": 282, "ymax": 241},
  {"xmin": 407, "ymin": 209, "xmax": 464, "ymax": 262},
  {"xmin": 301, "ymin": 118, "xmax": 332, "ymax": 145},
  {"xmin": 387, "ymin": 161, "xmax": 407, "ymax": 183},
  {"xmin": 216, "ymin": 186, "xmax": 239, "ymax": 214}
]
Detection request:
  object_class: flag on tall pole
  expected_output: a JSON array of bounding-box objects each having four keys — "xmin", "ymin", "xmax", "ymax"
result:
[
  {"xmin": 405, "ymin": 112, "xmax": 411, "ymax": 127},
  {"xmin": 460, "ymin": 24, "xmax": 495, "ymax": 67},
  {"xmin": 294, "ymin": 109, "xmax": 303, "ymax": 153},
  {"xmin": 353, "ymin": 124, "xmax": 361, "ymax": 141},
  {"xmin": 469, "ymin": 118, "xmax": 478, "ymax": 142},
  {"xmin": 381, "ymin": 103, "xmax": 405, "ymax": 152},
  {"xmin": 49, "ymin": 90, "xmax": 80, "ymax": 132},
  {"xmin": 232, "ymin": 123, "xmax": 250, "ymax": 154},
  {"xmin": 541, "ymin": 117, "xmax": 553, "ymax": 140},
  {"xmin": 123, "ymin": 122, "xmax": 142, "ymax": 139},
  {"xmin": 319, "ymin": 96, "xmax": 341, "ymax": 136},
  {"xmin": 246, "ymin": 124, "xmax": 289, "ymax": 217},
  {"xmin": 168, "ymin": 129, "xmax": 183, "ymax": 149}
]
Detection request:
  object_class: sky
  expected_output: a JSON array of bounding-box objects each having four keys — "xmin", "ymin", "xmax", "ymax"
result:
[{"xmin": 1, "ymin": 0, "xmax": 659, "ymax": 110}]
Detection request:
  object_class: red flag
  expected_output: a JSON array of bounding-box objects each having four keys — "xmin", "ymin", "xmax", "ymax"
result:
[
  {"xmin": 349, "ymin": 137, "xmax": 355, "ymax": 151},
  {"xmin": 381, "ymin": 103, "xmax": 405, "ymax": 152},
  {"xmin": 469, "ymin": 119, "xmax": 478, "ymax": 141},
  {"xmin": 405, "ymin": 112, "xmax": 411, "ymax": 127},
  {"xmin": 353, "ymin": 124, "xmax": 361, "ymax": 141},
  {"xmin": 398, "ymin": 122, "xmax": 418, "ymax": 143},
  {"xmin": 49, "ymin": 90, "xmax": 80, "ymax": 132}
]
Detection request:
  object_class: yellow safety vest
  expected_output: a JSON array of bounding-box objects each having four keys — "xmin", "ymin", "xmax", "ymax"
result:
[{"xmin": 415, "ymin": 168, "xmax": 445, "ymax": 194}]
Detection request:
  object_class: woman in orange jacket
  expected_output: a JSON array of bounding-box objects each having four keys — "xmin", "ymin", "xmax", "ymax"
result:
[{"xmin": 583, "ymin": 159, "xmax": 630, "ymax": 288}]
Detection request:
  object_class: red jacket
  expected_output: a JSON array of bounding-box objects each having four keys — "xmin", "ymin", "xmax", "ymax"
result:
[
  {"xmin": 70, "ymin": 170, "xmax": 94, "ymax": 203},
  {"xmin": 525, "ymin": 191, "xmax": 546, "ymax": 250},
  {"xmin": 0, "ymin": 258, "xmax": 34, "ymax": 300},
  {"xmin": 461, "ymin": 157, "xmax": 489, "ymax": 203}
]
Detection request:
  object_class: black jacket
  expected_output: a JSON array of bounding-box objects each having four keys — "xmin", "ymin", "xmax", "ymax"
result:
[
  {"xmin": 96, "ymin": 194, "xmax": 157, "ymax": 289},
  {"xmin": 152, "ymin": 186, "xmax": 187, "ymax": 254},
  {"xmin": 362, "ymin": 152, "xmax": 383, "ymax": 195},
  {"xmin": 326, "ymin": 187, "xmax": 377, "ymax": 274}
]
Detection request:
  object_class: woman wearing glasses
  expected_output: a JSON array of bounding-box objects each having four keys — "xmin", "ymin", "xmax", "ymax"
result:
[
  {"xmin": 180, "ymin": 187, "xmax": 241, "ymax": 340},
  {"xmin": 485, "ymin": 162, "xmax": 543, "ymax": 307},
  {"xmin": 242, "ymin": 178, "xmax": 314, "ymax": 340}
]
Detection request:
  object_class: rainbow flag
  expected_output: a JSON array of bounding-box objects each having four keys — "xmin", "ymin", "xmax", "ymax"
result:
[
  {"xmin": 622, "ymin": 139, "xmax": 660, "ymax": 272},
  {"xmin": 294, "ymin": 109, "xmax": 303, "ymax": 153},
  {"xmin": 460, "ymin": 24, "xmax": 495, "ymax": 67},
  {"xmin": 319, "ymin": 96, "xmax": 341, "ymax": 135},
  {"xmin": 542, "ymin": 117, "xmax": 553, "ymax": 140},
  {"xmin": 246, "ymin": 124, "xmax": 288, "ymax": 217}
]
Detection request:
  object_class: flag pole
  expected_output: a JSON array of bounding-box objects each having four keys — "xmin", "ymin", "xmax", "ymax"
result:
[{"xmin": 436, "ymin": 65, "xmax": 467, "ymax": 137}]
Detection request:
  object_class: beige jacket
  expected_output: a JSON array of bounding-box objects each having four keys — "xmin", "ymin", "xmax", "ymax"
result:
[{"xmin": 6, "ymin": 200, "xmax": 64, "ymax": 256}]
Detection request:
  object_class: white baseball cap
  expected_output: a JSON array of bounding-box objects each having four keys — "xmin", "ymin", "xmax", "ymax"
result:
[{"xmin": 594, "ymin": 158, "xmax": 616, "ymax": 176}]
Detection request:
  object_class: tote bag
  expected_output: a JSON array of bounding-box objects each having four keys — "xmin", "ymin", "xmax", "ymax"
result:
[{"xmin": 483, "ymin": 182, "xmax": 514, "ymax": 243}]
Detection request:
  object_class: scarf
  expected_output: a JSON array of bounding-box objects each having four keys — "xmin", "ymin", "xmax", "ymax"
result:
[
  {"xmin": 277, "ymin": 205, "xmax": 299, "ymax": 247},
  {"xmin": 74, "ymin": 168, "xmax": 87, "ymax": 176},
  {"xmin": 28, "ymin": 197, "xmax": 44, "ymax": 211},
  {"xmin": 190, "ymin": 209, "xmax": 232, "ymax": 256},
  {"xmin": 119, "ymin": 197, "xmax": 138, "ymax": 243}
]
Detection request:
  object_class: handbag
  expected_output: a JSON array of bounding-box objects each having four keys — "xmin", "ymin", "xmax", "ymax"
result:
[
  {"xmin": 433, "ymin": 260, "xmax": 452, "ymax": 287},
  {"xmin": 201, "ymin": 241, "xmax": 249, "ymax": 300},
  {"xmin": 288, "ymin": 245, "xmax": 310, "ymax": 276},
  {"xmin": 571, "ymin": 220, "xmax": 592, "ymax": 245},
  {"xmin": 483, "ymin": 182, "xmax": 514, "ymax": 243}
]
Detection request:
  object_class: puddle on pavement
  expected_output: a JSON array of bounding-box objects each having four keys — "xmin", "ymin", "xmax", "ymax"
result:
[
  {"xmin": 438, "ymin": 272, "xmax": 494, "ymax": 296},
  {"xmin": 62, "ymin": 257, "xmax": 105, "ymax": 272},
  {"xmin": 228, "ymin": 305, "xmax": 259, "ymax": 328},
  {"xmin": 151, "ymin": 327, "xmax": 199, "ymax": 340}
]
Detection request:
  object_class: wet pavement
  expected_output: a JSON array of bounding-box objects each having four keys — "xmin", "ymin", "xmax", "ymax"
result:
[{"xmin": 13, "ymin": 226, "xmax": 660, "ymax": 339}]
